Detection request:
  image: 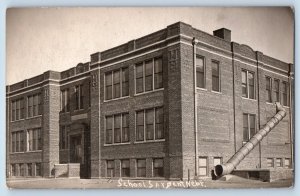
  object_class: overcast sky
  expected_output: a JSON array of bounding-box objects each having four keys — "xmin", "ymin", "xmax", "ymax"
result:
[{"xmin": 6, "ymin": 7, "xmax": 294, "ymax": 85}]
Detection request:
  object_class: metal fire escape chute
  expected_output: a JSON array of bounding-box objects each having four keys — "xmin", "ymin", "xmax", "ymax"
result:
[{"xmin": 214, "ymin": 102, "xmax": 287, "ymax": 177}]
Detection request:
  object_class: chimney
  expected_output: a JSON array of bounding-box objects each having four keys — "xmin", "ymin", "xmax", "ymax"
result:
[{"xmin": 213, "ymin": 28, "xmax": 231, "ymax": 42}]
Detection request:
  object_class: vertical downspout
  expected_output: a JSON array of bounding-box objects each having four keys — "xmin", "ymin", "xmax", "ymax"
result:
[
  {"xmin": 231, "ymin": 43, "xmax": 237, "ymax": 153},
  {"xmin": 288, "ymin": 66, "xmax": 294, "ymax": 168},
  {"xmin": 192, "ymin": 38, "xmax": 199, "ymax": 177},
  {"xmin": 256, "ymin": 52, "xmax": 262, "ymax": 168}
]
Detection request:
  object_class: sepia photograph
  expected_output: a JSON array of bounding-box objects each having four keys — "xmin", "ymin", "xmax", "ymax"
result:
[{"xmin": 5, "ymin": 7, "xmax": 294, "ymax": 189}]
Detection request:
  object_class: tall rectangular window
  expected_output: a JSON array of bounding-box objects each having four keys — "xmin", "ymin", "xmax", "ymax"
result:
[
  {"xmin": 243, "ymin": 114, "xmax": 256, "ymax": 142},
  {"xmin": 153, "ymin": 158, "xmax": 164, "ymax": 177},
  {"xmin": 11, "ymin": 98, "xmax": 25, "ymax": 121},
  {"xmin": 121, "ymin": 159, "xmax": 130, "ymax": 177},
  {"xmin": 267, "ymin": 158, "xmax": 274, "ymax": 168},
  {"xmin": 11, "ymin": 131, "xmax": 24, "ymax": 153},
  {"xmin": 106, "ymin": 160, "xmax": 114, "ymax": 177},
  {"xmin": 136, "ymin": 107, "xmax": 164, "ymax": 142},
  {"xmin": 242, "ymin": 70, "xmax": 255, "ymax": 99},
  {"xmin": 35, "ymin": 163, "xmax": 42, "ymax": 176},
  {"xmin": 28, "ymin": 93, "xmax": 41, "ymax": 117},
  {"xmin": 282, "ymin": 82, "xmax": 289, "ymax": 106},
  {"xmin": 154, "ymin": 57, "xmax": 163, "ymax": 89},
  {"xmin": 284, "ymin": 158, "xmax": 291, "ymax": 168},
  {"xmin": 11, "ymin": 164, "xmax": 17, "ymax": 176},
  {"xmin": 135, "ymin": 57, "xmax": 163, "ymax": 94},
  {"xmin": 266, "ymin": 76, "xmax": 272, "ymax": 103},
  {"xmin": 60, "ymin": 125, "xmax": 69, "ymax": 149},
  {"xmin": 276, "ymin": 158, "xmax": 283, "ymax": 167},
  {"xmin": 212, "ymin": 61, "xmax": 220, "ymax": 92},
  {"xmin": 27, "ymin": 163, "xmax": 32, "ymax": 176},
  {"xmin": 199, "ymin": 157, "xmax": 208, "ymax": 176},
  {"xmin": 105, "ymin": 72, "xmax": 113, "ymax": 100},
  {"xmin": 105, "ymin": 67, "xmax": 129, "ymax": 100},
  {"xmin": 137, "ymin": 159, "xmax": 146, "ymax": 177},
  {"xmin": 136, "ymin": 111, "xmax": 144, "ymax": 142},
  {"xmin": 75, "ymin": 85, "xmax": 84, "ymax": 110},
  {"xmin": 274, "ymin": 79, "xmax": 280, "ymax": 102},
  {"xmin": 61, "ymin": 89, "xmax": 70, "ymax": 112},
  {"xmin": 27, "ymin": 128, "xmax": 42, "ymax": 151},
  {"xmin": 122, "ymin": 67, "xmax": 129, "ymax": 96},
  {"xmin": 196, "ymin": 56, "xmax": 205, "ymax": 88},
  {"xmin": 105, "ymin": 113, "xmax": 130, "ymax": 144}
]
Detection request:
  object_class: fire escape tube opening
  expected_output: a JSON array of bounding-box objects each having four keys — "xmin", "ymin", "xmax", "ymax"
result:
[{"xmin": 213, "ymin": 102, "xmax": 286, "ymax": 178}]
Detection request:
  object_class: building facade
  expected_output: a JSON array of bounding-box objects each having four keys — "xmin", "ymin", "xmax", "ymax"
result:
[{"xmin": 6, "ymin": 22, "xmax": 294, "ymax": 180}]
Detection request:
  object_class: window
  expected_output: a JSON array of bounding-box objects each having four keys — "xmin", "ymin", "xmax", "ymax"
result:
[
  {"xmin": 106, "ymin": 160, "xmax": 114, "ymax": 177},
  {"xmin": 27, "ymin": 128, "xmax": 42, "ymax": 151},
  {"xmin": 137, "ymin": 159, "xmax": 146, "ymax": 177},
  {"xmin": 105, "ymin": 113, "xmax": 130, "ymax": 144},
  {"xmin": 60, "ymin": 125, "xmax": 69, "ymax": 149},
  {"xmin": 276, "ymin": 158, "xmax": 283, "ymax": 167},
  {"xmin": 27, "ymin": 163, "xmax": 32, "ymax": 176},
  {"xmin": 105, "ymin": 67, "xmax": 129, "ymax": 100},
  {"xmin": 61, "ymin": 89, "xmax": 70, "ymax": 112},
  {"xmin": 11, "ymin": 131, "xmax": 24, "ymax": 152},
  {"xmin": 274, "ymin": 79, "xmax": 280, "ymax": 102},
  {"xmin": 243, "ymin": 114, "xmax": 256, "ymax": 142},
  {"xmin": 213, "ymin": 157, "xmax": 222, "ymax": 166},
  {"xmin": 35, "ymin": 163, "xmax": 42, "ymax": 176},
  {"xmin": 284, "ymin": 158, "xmax": 291, "ymax": 168},
  {"xmin": 136, "ymin": 107, "xmax": 164, "ymax": 142},
  {"xmin": 242, "ymin": 70, "xmax": 255, "ymax": 99},
  {"xmin": 153, "ymin": 158, "xmax": 164, "ymax": 177},
  {"xmin": 11, "ymin": 164, "xmax": 17, "ymax": 176},
  {"xmin": 121, "ymin": 159, "xmax": 130, "ymax": 177},
  {"xmin": 154, "ymin": 57, "xmax": 163, "ymax": 89},
  {"xmin": 135, "ymin": 57, "xmax": 163, "ymax": 94},
  {"xmin": 266, "ymin": 76, "xmax": 272, "ymax": 103},
  {"xmin": 11, "ymin": 98, "xmax": 25, "ymax": 121},
  {"xmin": 199, "ymin": 157, "xmax": 208, "ymax": 176},
  {"xmin": 212, "ymin": 61, "xmax": 220, "ymax": 92},
  {"xmin": 196, "ymin": 56, "xmax": 205, "ymax": 88},
  {"xmin": 267, "ymin": 158, "xmax": 274, "ymax": 167},
  {"xmin": 75, "ymin": 85, "xmax": 84, "ymax": 110},
  {"xmin": 20, "ymin": 164, "xmax": 25, "ymax": 176},
  {"xmin": 28, "ymin": 93, "xmax": 42, "ymax": 117},
  {"xmin": 282, "ymin": 82, "xmax": 289, "ymax": 106}
]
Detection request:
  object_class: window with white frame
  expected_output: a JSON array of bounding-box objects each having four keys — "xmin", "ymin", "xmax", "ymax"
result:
[
  {"xmin": 242, "ymin": 70, "xmax": 255, "ymax": 99},
  {"xmin": 11, "ymin": 98, "xmax": 25, "ymax": 121},
  {"xmin": 243, "ymin": 113, "xmax": 256, "ymax": 142},
  {"xmin": 105, "ymin": 113, "xmax": 129, "ymax": 144},
  {"xmin": 213, "ymin": 157, "xmax": 222, "ymax": 166},
  {"xmin": 136, "ymin": 107, "xmax": 164, "ymax": 142},
  {"xmin": 284, "ymin": 158, "xmax": 291, "ymax": 168},
  {"xmin": 11, "ymin": 130, "xmax": 24, "ymax": 153},
  {"xmin": 199, "ymin": 157, "xmax": 208, "ymax": 176},
  {"xmin": 137, "ymin": 159, "xmax": 146, "ymax": 177},
  {"xmin": 75, "ymin": 85, "xmax": 84, "ymax": 110},
  {"xmin": 27, "ymin": 128, "xmax": 42, "ymax": 151},
  {"xmin": 153, "ymin": 158, "xmax": 164, "ymax": 177},
  {"xmin": 105, "ymin": 67, "xmax": 129, "ymax": 100},
  {"xmin": 61, "ymin": 89, "xmax": 70, "ymax": 112},
  {"xmin": 267, "ymin": 158, "xmax": 274, "ymax": 167},
  {"xmin": 135, "ymin": 57, "xmax": 163, "ymax": 94},
  {"xmin": 106, "ymin": 160, "xmax": 114, "ymax": 177},
  {"xmin": 265, "ymin": 76, "xmax": 272, "ymax": 103},
  {"xmin": 196, "ymin": 56, "xmax": 205, "ymax": 88},
  {"xmin": 274, "ymin": 79, "xmax": 280, "ymax": 102},
  {"xmin": 27, "ymin": 93, "xmax": 42, "ymax": 117},
  {"xmin": 211, "ymin": 61, "xmax": 220, "ymax": 92},
  {"xmin": 121, "ymin": 159, "xmax": 130, "ymax": 177},
  {"xmin": 276, "ymin": 158, "xmax": 283, "ymax": 167}
]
